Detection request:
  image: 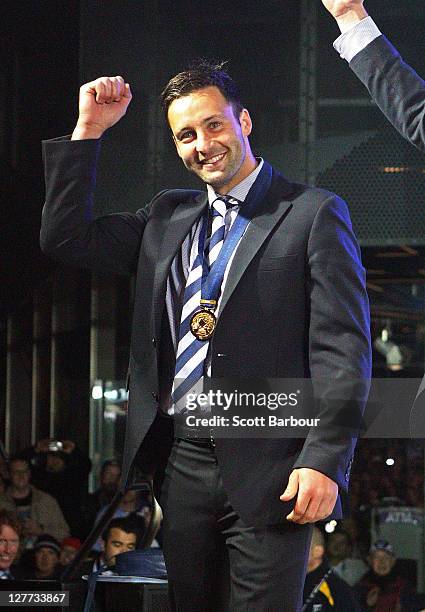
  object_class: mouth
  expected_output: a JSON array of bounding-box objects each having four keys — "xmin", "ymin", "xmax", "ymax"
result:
[{"xmin": 199, "ymin": 152, "xmax": 226, "ymax": 169}]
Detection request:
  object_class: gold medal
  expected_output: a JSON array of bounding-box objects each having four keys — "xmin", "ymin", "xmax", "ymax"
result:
[{"xmin": 190, "ymin": 309, "xmax": 217, "ymax": 341}]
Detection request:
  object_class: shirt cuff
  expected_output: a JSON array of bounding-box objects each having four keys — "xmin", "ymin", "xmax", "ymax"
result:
[{"xmin": 333, "ymin": 16, "xmax": 381, "ymax": 63}]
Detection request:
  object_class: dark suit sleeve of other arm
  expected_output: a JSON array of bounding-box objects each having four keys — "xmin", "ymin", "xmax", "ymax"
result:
[
  {"xmin": 40, "ymin": 137, "xmax": 154, "ymax": 274},
  {"xmin": 350, "ymin": 35, "xmax": 425, "ymax": 151},
  {"xmin": 293, "ymin": 194, "xmax": 371, "ymax": 490}
]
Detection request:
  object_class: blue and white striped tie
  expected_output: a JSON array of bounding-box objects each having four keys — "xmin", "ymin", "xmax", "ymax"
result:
[{"xmin": 172, "ymin": 197, "xmax": 229, "ymax": 412}]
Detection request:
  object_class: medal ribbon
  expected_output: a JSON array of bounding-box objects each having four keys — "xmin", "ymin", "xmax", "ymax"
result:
[
  {"xmin": 198, "ymin": 160, "xmax": 273, "ymax": 309},
  {"xmin": 171, "ymin": 161, "xmax": 272, "ymax": 410}
]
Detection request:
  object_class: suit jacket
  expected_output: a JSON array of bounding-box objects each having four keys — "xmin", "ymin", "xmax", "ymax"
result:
[
  {"xmin": 40, "ymin": 138, "xmax": 371, "ymax": 527},
  {"xmin": 349, "ymin": 35, "xmax": 425, "ymax": 427}
]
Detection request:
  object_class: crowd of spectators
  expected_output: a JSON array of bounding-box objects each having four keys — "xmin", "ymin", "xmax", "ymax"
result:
[
  {"xmin": 348, "ymin": 440, "xmax": 424, "ymax": 512},
  {"xmin": 0, "ymin": 437, "xmax": 423, "ymax": 611},
  {"xmin": 301, "ymin": 438, "xmax": 425, "ymax": 611},
  {"xmin": 0, "ymin": 439, "xmax": 156, "ymax": 583}
]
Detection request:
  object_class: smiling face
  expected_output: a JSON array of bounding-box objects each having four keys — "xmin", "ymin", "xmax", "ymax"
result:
[
  {"xmin": 0, "ymin": 525, "xmax": 19, "ymax": 571},
  {"xmin": 168, "ymin": 86, "xmax": 257, "ymax": 194}
]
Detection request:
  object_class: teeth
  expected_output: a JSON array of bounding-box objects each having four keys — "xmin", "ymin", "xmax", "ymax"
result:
[{"xmin": 203, "ymin": 153, "xmax": 225, "ymax": 165}]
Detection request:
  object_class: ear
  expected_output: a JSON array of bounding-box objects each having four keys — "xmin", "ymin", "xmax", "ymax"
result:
[{"xmin": 239, "ymin": 109, "xmax": 252, "ymax": 137}]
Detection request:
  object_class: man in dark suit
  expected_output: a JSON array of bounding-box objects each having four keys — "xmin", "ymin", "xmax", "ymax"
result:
[
  {"xmin": 322, "ymin": 0, "xmax": 425, "ymax": 426},
  {"xmin": 40, "ymin": 62, "xmax": 371, "ymax": 610}
]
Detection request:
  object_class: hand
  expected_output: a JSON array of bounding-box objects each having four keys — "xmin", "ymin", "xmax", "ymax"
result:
[
  {"xmin": 321, "ymin": 0, "xmax": 368, "ymax": 32},
  {"xmin": 72, "ymin": 76, "xmax": 132, "ymax": 140},
  {"xmin": 61, "ymin": 440, "xmax": 75, "ymax": 454},
  {"xmin": 35, "ymin": 438, "xmax": 51, "ymax": 453},
  {"xmin": 366, "ymin": 586, "xmax": 380, "ymax": 608},
  {"xmin": 280, "ymin": 468, "xmax": 338, "ymax": 523}
]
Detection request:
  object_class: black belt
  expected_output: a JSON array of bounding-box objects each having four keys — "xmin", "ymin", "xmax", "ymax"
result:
[{"xmin": 174, "ymin": 423, "xmax": 216, "ymax": 447}]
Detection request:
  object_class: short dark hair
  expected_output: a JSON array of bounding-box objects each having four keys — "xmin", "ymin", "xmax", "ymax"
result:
[
  {"xmin": 160, "ymin": 59, "xmax": 244, "ymax": 121},
  {"xmin": 102, "ymin": 514, "xmax": 144, "ymax": 547},
  {"xmin": 0, "ymin": 509, "xmax": 22, "ymax": 539}
]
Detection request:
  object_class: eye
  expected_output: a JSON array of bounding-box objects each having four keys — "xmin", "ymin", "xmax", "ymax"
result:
[
  {"xmin": 179, "ymin": 130, "xmax": 195, "ymax": 142},
  {"xmin": 209, "ymin": 121, "xmax": 221, "ymax": 129}
]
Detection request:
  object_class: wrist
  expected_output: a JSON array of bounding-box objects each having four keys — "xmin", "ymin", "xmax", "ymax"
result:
[
  {"xmin": 71, "ymin": 121, "xmax": 104, "ymax": 140},
  {"xmin": 335, "ymin": 7, "xmax": 369, "ymax": 34}
]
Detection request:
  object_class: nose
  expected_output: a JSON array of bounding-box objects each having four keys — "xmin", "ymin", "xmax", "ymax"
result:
[{"xmin": 195, "ymin": 130, "xmax": 211, "ymax": 156}]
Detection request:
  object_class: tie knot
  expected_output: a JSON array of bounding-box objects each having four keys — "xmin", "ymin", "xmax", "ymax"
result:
[{"xmin": 211, "ymin": 195, "xmax": 237, "ymax": 217}]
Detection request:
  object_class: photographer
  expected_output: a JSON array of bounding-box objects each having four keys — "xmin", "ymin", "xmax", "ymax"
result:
[{"xmin": 19, "ymin": 439, "xmax": 91, "ymax": 539}]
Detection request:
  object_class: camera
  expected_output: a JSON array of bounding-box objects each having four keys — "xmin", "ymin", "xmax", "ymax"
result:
[{"xmin": 48, "ymin": 440, "xmax": 64, "ymax": 452}]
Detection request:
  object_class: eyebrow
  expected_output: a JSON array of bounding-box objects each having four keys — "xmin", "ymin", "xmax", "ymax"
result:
[{"xmin": 175, "ymin": 114, "xmax": 225, "ymax": 140}]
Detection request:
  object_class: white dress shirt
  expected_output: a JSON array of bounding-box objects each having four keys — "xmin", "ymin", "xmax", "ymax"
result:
[{"xmin": 333, "ymin": 16, "xmax": 382, "ymax": 63}]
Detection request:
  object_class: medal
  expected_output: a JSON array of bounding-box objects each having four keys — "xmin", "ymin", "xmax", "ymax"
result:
[{"xmin": 190, "ymin": 309, "xmax": 217, "ymax": 341}]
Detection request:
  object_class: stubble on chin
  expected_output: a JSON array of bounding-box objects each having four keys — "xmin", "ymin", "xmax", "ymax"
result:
[{"xmin": 194, "ymin": 156, "xmax": 245, "ymax": 191}]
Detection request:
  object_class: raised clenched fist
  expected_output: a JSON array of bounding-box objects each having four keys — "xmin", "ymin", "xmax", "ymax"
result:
[
  {"xmin": 322, "ymin": 0, "xmax": 365, "ymax": 18},
  {"xmin": 321, "ymin": 0, "xmax": 368, "ymax": 32},
  {"xmin": 72, "ymin": 75, "xmax": 132, "ymax": 140}
]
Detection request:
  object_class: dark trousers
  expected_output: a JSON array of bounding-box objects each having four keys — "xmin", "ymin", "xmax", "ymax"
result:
[{"xmin": 159, "ymin": 438, "xmax": 312, "ymax": 612}]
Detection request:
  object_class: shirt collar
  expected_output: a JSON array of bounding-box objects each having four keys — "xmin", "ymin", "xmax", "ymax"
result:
[
  {"xmin": 206, "ymin": 158, "xmax": 264, "ymax": 206},
  {"xmin": 0, "ymin": 569, "xmax": 12, "ymax": 579}
]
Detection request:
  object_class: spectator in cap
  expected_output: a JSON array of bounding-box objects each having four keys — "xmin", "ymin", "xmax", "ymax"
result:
[
  {"xmin": 59, "ymin": 537, "xmax": 81, "ymax": 568},
  {"xmin": 355, "ymin": 540, "xmax": 413, "ymax": 611},
  {"xmin": 26, "ymin": 534, "xmax": 62, "ymax": 580}
]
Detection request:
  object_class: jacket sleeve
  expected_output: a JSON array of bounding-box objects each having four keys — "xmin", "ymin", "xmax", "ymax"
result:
[
  {"xmin": 293, "ymin": 194, "xmax": 371, "ymax": 491},
  {"xmin": 350, "ymin": 35, "xmax": 425, "ymax": 151},
  {"xmin": 40, "ymin": 137, "xmax": 151, "ymax": 275}
]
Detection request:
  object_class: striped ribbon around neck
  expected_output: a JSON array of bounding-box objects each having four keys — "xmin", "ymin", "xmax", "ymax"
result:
[{"xmin": 171, "ymin": 196, "xmax": 233, "ymax": 413}]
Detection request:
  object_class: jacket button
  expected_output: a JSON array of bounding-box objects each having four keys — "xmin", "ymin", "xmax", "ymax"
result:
[
  {"xmin": 152, "ymin": 338, "xmax": 156, "ymax": 347},
  {"xmin": 151, "ymin": 391, "xmax": 159, "ymax": 402}
]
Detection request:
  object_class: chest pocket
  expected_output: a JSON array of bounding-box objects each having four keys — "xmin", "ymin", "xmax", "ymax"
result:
[{"xmin": 257, "ymin": 253, "xmax": 300, "ymax": 271}]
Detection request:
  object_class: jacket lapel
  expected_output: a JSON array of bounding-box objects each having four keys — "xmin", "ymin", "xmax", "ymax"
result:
[
  {"xmin": 217, "ymin": 177, "xmax": 294, "ymax": 318},
  {"xmin": 152, "ymin": 192, "xmax": 208, "ymax": 336}
]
